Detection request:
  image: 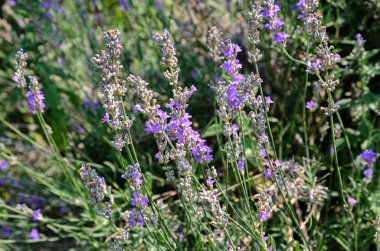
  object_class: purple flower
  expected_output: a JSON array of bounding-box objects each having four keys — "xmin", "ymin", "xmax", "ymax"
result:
[
  {"xmin": 154, "ymin": 152, "xmax": 161, "ymax": 159},
  {"xmin": 122, "ymin": 163, "xmax": 143, "ymax": 191},
  {"xmin": 102, "ymin": 113, "xmax": 110, "ymax": 123},
  {"xmin": 26, "ymin": 90, "xmax": 45, "ymax": 114},
  {"xmin": 309, "ymin": 58, "xmax": 322, "ymax": 70},
  {"xmin": 12, "ymin": 75, "xmax": 19, "ymax": 83},
  {"xmin": 258, "ymin": 211, "xmax": 269, "ymax": 221},
  {"xmin": 305, "ymin": 100, "xmax": 317, "ymax": 110},
  {"xmin": 40, "ymin": 0, "xmax": 52, "ymax": 9},
  {"xmin": 262, "ymin": 4, "xmax": 280, "ymax": 18},
  {"xmin": 226, "ymin": 85, "xmax": 244, "ymax": 110},
  {"xmin": 358, "ymin": 149, "xmax": 376, "ymax": 167},
  {"xmin": 128, "ymin": 210, "xmax": 144, "ymax": 227},
  {"xmin": 1, "ymin": 225, "xmax": 11, "ymax": 238},
  {"xmin": 273, "ymin": 32, "xmax": 289, "ymax": 43},
  {"xmin": 296, "ymin": 0, "xmax": 306, "ymax": 10},
  {"xmin": 221, "ymin": 59, "xmax": 242, "ymax": 75},
  {"xmin": 259, "ymin": 149, "xmax": 267, "ymax": 158},
  {"xmin": 334, "ymin": 54, "xmax": 341, "ymax": 62},
  {"xmin": 144, "ymin": 121, "xmax": 162, "ymax": 134},
  {"xmin": 237, "ymin": 160, "xmax": 244, "ymax": 171},
  {"xmin": 118, "ymin": 0, "xmax": 131, "ymax": 12},
  {"xmin": 154, "ymin": 1, "xmax": 162, "ymax": 9},
  {"xmin": 32, "ymin": 209, "xmax": 41, "ymax": 221},
  {"xmin": 263, "ymin": 168, "xmax": 272, "ymax": 179},
  {"xmin": 93, "ymin": 12, "xmax": 102, "ymax": 21},
  {"xmin": 7, "ymin": 0, "xmax": 16, "ymax": 7},
  {"xmin": 223, "ymin": 43, "xmax": 242, "ymax": 58},
  {"xmin": 265, "ymin": 17, "xmax": 284, "ymax": 30},
  {"xmin": 29, "ymin": 228, "xmax": 40, "ymax": 240},
  {"xmin": 131, "ymin": 192, "xmax": 148, "ymax": 207},
  {"xmin": 232, "ymin": 73, "xmax": 245, "ymax": 84},
  {"xmin": 355, "ymin": 34, "xmax": 366, "ymax": 46},
  {"xmin": 330, "ymin": 146, "xmax": 334, "ymax": 154},
  {"xmin": 131, "ymin": 192, "xmax": 139, "ymax": 206},
  {"xmin": 206, "ymin": 178, "xmax": 215, "ymax": 187},
  {"xmin": 0, "ymin": 160, "xmax": 7, "ymax": 171},
  {"xmin": 83, "ymin": 99, "xmax": 99, "ymax": 110},
  {"xmin": 56, "ymin": 57, "xmax": 64, "ymax": 65},
  {"xmin": 141, "ymin": 196, "xmax": 148, "ymax": 207},
  {"xmin": 347, "ymin": 197, "xmax": 357, "ymax": 206},
  {"xmin": 265, "ymin": 96, "xmax": 274, "ymax": 105},
  {"xmin": 363, "ymin": 168, "xmax": 373, "ymax": 180}
]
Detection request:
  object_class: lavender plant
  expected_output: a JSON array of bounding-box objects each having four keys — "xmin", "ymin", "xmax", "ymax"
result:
[{"xmin": 1, "ymin": 0, "xmax": 379, "ymax": 250}]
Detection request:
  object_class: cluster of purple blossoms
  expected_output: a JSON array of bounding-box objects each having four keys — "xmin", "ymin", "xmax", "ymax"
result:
[
  {"xmin": 165, "ymin": 86, "xmax": 213, "ymax": 164},
  {"xmin": 358, "ymin": 149, "xmax": 376, "ymax": 166},
  {"xmin": 139, "ymin": 84, "xmax": 213, "ymax": 164},
  {"xmin": 121, "ymin": 163, "xmax": 148, "ymax": 227},
  {"xmin": 358, "ymin": 149, "xmax": 376, "ymax": 183},
  {"xmin": 262, "ymin": 0, "xmax": 284, "ymax": 30},
  {"xmin": 14, "ymin": 49, "xmax": 46, "ymax": 114},
  {"xmin": 132, "ymin": 30, "xmax": 213, "ymax": 165},
  {"xmin": 262, "ymin": 0, "xmax": 288, "ymax": 44},
  {"xmin": 218, "ymin": 42, "xmax": 244, "ymax": 112},
  {"xmin": 258, "ymin": 211, "xmax": 269, "ymax": 222},
  {"xmin": 272, "ymin": 32, "xmax": 289, "ymax": 43},
  {"xmin": 26, "ymin": 76, "xmax": 45, "ymax": 114}
]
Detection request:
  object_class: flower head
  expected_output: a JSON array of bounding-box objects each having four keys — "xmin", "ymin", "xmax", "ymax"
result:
[
  {"xmin": 128, "ymin": 210, "xmax": 144, "ymax": 227},
  {"xmin": 273, "ymin": 32, "xmax": 289, "ymax": 43},
  {"xmin": 347, "ymin": 197, "xmax": 357, "ymax": 207},
  {"xmin": 206, "ymin": 178, "xmax": 215, "ymax": 187},
  {"xmin": 0, "ymin": 160, "xmax": 7, "ymax": 171},
  {"xmin": 25, "ymin": 76, "xmax": 45, "ymax": 114},
  {"xmin": 258, "ymin": 211, "xmax": 269, "ymax": 221},
  {"xmin": 32, "ymin": 209, "xmax": 41, "ymax": 222},
  {"xmin": 306, "ymin": 100, "xmax": 317, "ymax": 110},
  {"xmin": 29, "ymin": 228, "xmax": 40, "ymax": 240},
  {"xmin": 263, "ymin": 168, "xmax": 272, "ymax": 179},
  {"xmin": 358, "ymin": 149, "xmax": 376, "ymax": 167}
]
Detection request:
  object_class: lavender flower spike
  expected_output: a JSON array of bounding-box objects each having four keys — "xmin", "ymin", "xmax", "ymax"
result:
[{"xmin": 26, "ymin": 76, "xmax": 45, "ymax": 114}]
